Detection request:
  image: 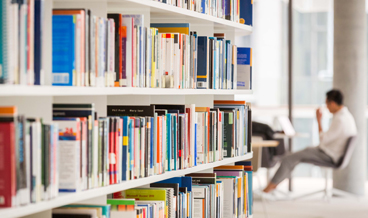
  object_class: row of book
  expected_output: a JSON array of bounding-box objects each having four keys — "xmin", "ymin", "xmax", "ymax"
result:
[
  {"xmin": 0, "ymin": 5, "xmax": 253, "ymax": 90},
  {"xmin": 0, "ymin": 101, "xmax": 252, "ymax": 208},
  {"xmin": 152, "ymin": 0, "xmax": 253, "ymax": 26},
  {"xmin": 52, "ymin": 165, "xmax": 253, "ymax": 218},
  {"xmin": 1, "ymin": 0, "xmax": 45, "ymax": 85}
]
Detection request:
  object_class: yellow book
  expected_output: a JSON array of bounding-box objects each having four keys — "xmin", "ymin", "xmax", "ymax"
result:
[{"xmin": 150, "ymin": 23, "xmax": 190, "ymax": 35}]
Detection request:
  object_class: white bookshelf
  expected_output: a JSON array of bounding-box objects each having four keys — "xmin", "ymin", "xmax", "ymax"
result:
[
  {"xmin": 0, "ymin": 153, "xmax": 252, "ymax": 218},
  {"xmin": 0, "ymin": 85, "xmax": 253, "ymax": 96},
  {"xmin": 0, "ymin": 0, "xmax": 254, "ymax": 217}
]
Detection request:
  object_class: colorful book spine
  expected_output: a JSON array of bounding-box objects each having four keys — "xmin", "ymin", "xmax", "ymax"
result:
[{"xmin": 52, "ymin": 15, "xmax": 75, "ymax": 86}]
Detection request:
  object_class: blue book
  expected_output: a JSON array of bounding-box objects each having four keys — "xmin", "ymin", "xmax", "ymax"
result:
[
  {"xmin": 240, "ymin": 0, "xmax": 253, "ymax": 26},
  {"xmin": 237, "ymin": 47, "xmax": 252, "ymax": 90},
  {"xmin": 166, "ymin": 113, "xmax": 172, "ymax": 171},
  {"xmin": 196, "ymin": 37, "xmax": 208, "ymax": 89},
  {"xmin": 0, "ymin": 0, "xmax": 7, "ymax": 84},
  {"xmin": 194, "ymin": 123, "xmax": 197, "ymax": 166},
  {"xmin": 122, "ymin": 117, "xmax": 129, "ymax": 181},
  {"xmin": 34, "ymin": 0, "xmax": 43, "ymax": 85},
  {"xmin": 224, "ymin": 0, "xmax": 231, "ymax": 20},
  {"xmin": 128, "ymin": 118, "xmax": 134, "ymax": 179},
  {"xmin": 225, "ymin": 40, "xmax": 232, "ymax": 89},
  {"xmin": 52, "ymin": 15, "xmax": 75, "ymax": 86}
]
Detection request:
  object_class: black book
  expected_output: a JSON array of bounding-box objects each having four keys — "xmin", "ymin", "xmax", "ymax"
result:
[
  {"xmin": 179, "ymin": 187, "xmax": 187, "ymax": 193},
  {"xmin": 155, "ymin": 109, "xmax": 167, "ymax": 116},
  {"xmin": 186, "ymin": 173, "xmax": 216, "ymax": 184},
  {"xmin": 152, "ymin": 104, "xmax": 186, "ymax": 113},
  {"xmin": 247, "ymin": 104, "xmax": 252, "ymax": 153},
  {"xmin": 107, "ymin": 105, "xmax": 155, "ymax": 117}
]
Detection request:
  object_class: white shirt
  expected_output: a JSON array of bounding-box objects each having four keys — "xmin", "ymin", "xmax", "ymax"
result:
[{"xmin": 319, "ymin": 107, "xmax": 357, "ymax": 163}]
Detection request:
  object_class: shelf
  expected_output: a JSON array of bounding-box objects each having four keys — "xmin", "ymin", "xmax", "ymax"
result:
[
  {"xmin": 0, "ymin": 85, "xmax": 253, "ymax": 96},
  {"xmin": 0, "ymin": 153, "xmax": 252, "ymax": 218},
  {"xmin": 108, "ymin": 0, "xmax": 253, "ymax": 35}
]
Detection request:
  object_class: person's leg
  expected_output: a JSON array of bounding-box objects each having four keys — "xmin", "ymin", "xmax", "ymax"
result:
[{"xmin": 263, "ymin": 147, "xmax": 333, "ymax": 193}]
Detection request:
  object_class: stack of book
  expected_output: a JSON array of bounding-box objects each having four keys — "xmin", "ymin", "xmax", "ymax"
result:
[
  {"xmin": 0, "ymin": 106, "xmax": 59, "ymax": 207},
  {"xmin": 52, "ymin": 9, "xmax": 116, "ymax": 87},
  {"xmin": 151, "ymin": 0, "xmax": 253, "ymax": 25},
  {"xmin": 1, "ymin": 0, "xmax": 46, "ymax": 85},
  {"xmin": 0, "ymin": 6, "xmax": 252, "ymax": 90},
  {"xmin": 0, "ymin": 101, "xmax": 252, "ymax": 208},
  {"xmin": 106, "ymin": 165, "xmax": 253, "ymax": 218}
]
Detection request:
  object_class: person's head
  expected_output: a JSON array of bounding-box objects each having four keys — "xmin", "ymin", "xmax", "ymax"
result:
[{"xmin": 326, "ymin": 89, "xmax": 344, "ymax": 113}]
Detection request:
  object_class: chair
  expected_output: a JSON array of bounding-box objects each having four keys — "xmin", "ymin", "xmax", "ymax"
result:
[{"xmin": 293, "ymin": 136, "xmax": 358, "ymax": 201}]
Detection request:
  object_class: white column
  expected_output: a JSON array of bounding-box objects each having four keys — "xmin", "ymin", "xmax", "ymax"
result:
[{"xmin": 333, "ymin": 0, "xmax": 367, "ymax": 195}]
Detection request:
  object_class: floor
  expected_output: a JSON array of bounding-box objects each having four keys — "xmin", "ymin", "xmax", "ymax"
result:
[{"xmin": 253, "ymin": 177, "xmax": 368, "ymax": 218}]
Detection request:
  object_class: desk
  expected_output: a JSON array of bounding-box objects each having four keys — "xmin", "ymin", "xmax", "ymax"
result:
[
  {"xmin": 252, "ymin": 140, "xmax": 279, "ymax": 148},
  {"xmin": 251, "ymin": 137, "xmax": 280, "ymax": 173}
]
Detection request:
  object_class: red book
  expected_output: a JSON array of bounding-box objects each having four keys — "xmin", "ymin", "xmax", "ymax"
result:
[
  {"xmin": 0, "ymin": 122, "xmax": 16, "ymax": 207},
  {"xmin": 114, "ymin": 118, "xmax": 119, "ymax": 184},
  {"xmin": 109, "ymin": 118, "xmax": 114, "ymax": 184}
]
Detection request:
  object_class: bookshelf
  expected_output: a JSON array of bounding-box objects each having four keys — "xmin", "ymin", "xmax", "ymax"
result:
[
  {"xmin": 0, "ymin": 86, "xmax": 253, "ymax": 96},
  {"xmin": 0, "ymin": 153, "xmax": 252, "ymax": 218},
  {"xmin": 0, "ymin": 0, "xmax": 254, "ymax": 217}
]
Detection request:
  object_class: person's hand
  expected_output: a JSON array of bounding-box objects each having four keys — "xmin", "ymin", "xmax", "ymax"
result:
[{"xmin": 316, "ymin": 108, "xmax": 322, "ymax": 122}]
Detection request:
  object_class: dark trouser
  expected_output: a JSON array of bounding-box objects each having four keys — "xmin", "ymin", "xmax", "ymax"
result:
[{"xmin": 271, "ymin": 147, "xmax": 334, "ymax": 185}]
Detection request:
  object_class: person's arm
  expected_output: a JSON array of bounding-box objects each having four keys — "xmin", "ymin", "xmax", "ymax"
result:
[{"xmin": 316, "ymin": 108, "xmax": 323, "ymax": 133}]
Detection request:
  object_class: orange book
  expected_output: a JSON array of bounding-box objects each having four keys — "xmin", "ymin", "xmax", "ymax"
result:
[
  {"xmin": 0, "ymin": 106, "xmax": 17, "ymax": 116},
  {"xmin": 214, "ymin": 165, "xmax": 244, "ymax": 171},
  {"xmin": 213, "ymin": 100, "xmax": 246, "ymax": 105},
  {"xmin": 157, "ymin": 116, "xmax": 162, "ymax": 174}
]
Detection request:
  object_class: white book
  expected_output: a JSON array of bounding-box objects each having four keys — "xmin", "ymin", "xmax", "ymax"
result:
[
  {"xmin": 107, "ymin": 19, "xmax": 115, "ymax": 87},
  {"xmin": 19, "ymin": 2, "xmax": 27, "ymax": 85},
  {"xmin": 173, "ymin": 33, "xmax": 180, "ymax": 89},
  {"xmin": 93, "ymin": 121, "xmax": 99, "ymax": 188},
  {"xmin": 56, "ymin": 120, "xmax": 82, "ymax": 193},
  {"xmin": 217, "ymin": 178, "xmax": 234, "ymax": 218},
  {"xmin": 140, "ymin": 119, "xmax": 146, "ymax": 178},
  {"xmin": 159, "ymin": 33, "xmax": 166, "ymax": 88},
  {"xmin": 146, "ymin": 28, "xmax": 152, "ymax": 88},
  {"xmin": 134, "ymin": 119, "xmax": 140, "ymax": 178},
  {"xmin": 85, "ymin": 12, "xmax": 90, "ymax": 86},
  {"xmin": 196, "ymin": 113, "xmax": 204, "ymax": 164},
  {"xmin": 27, "ymin": 0, "xmax": 35, "ymax": 85},
  {"xmin": 7, "ymin": 0, "xmax": 18, "ymax": 84},
  {"xmin": 185, "ymin": 35, "xmax": 190, "ymax": 89},
  {"xmin": 90, "ymin": 16, "xmax": 97, "ymax": 87},
  {"xmin": 75, "ymin": 14, "xmax": 82, "ymax": 86},
  {"xmin": 96, "ymin": 18, "xmax": 106, "ymax": 87}
]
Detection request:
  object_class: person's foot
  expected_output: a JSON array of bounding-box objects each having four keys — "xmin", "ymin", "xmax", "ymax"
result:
[{"xmin": 263, "ymin": 182, "xmax": 277, "ymax": 193}]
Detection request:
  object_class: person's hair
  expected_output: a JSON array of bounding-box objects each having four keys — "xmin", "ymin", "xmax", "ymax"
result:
[{"xmin": 326, "ymin": 89, "xmax": 343, "ymax": 105}]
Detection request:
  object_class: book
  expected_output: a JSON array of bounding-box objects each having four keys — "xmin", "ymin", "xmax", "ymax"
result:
[
  {"xmin": 54, "ymin": 118, "xmax": 82, "ymax": 192},
  {"xmin": 239, "ymin": 0, "xmax": 253, "ymax": 26},
  {"xmin": 0, "ymin": 107, "xmax": 17, "ymax": 207},
  {"xmin": 52, "ymin": 15, "xmax": 76, "ymax": 86},
  {"xmin": 150, "ymin": 23, "xmax": 190, "ymax": 35},
  {"xmin": 237, "ymin": 47, "xmax": 252, "ymax": 90}
]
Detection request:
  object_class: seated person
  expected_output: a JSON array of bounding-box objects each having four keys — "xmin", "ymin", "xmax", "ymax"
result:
[{"xmin": 263, "ymin": 89, "xmax": 357, "ymax": 193}]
